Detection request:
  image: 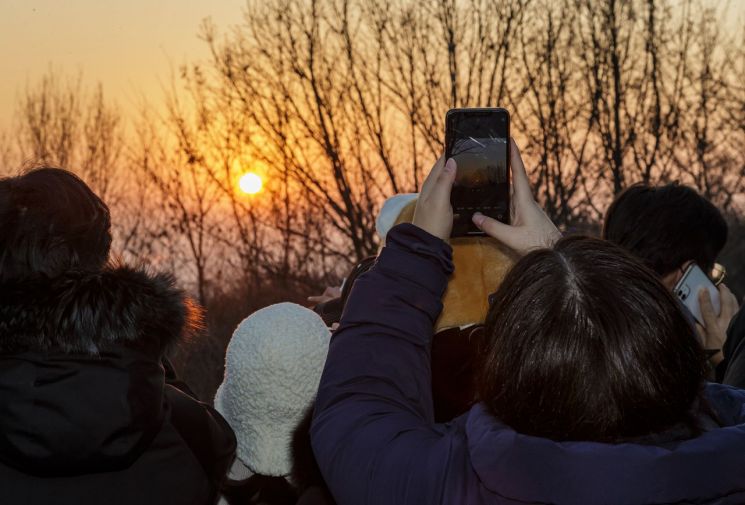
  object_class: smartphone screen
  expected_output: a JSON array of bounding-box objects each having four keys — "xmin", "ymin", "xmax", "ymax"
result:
[{"xmin": 445, "ymin": 108, "xmax": 510, "ymax": 236}]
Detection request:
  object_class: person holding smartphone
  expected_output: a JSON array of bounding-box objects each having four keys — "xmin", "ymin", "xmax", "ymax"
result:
[
  {"xmin": 310, "ymin": 140, "xmax": 745, "ymax": 505},
  {"xmin": 602, "ymin": 184, "xmax": 739, "ymax": 370}
]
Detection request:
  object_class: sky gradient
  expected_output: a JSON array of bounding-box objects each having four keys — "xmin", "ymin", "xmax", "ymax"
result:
[
  {"xmin": 0, "ymin": 0, "xmax": 245, "ymax": 130},
  {"xmin": 1, "ymin": 0, "xmax": 743, "ymax": 132}
]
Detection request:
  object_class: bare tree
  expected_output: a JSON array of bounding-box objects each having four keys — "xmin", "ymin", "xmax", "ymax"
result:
[
  {"xmin": 674, "ymin": 4, "xmax": 745, "ymax": 210},
  {"xmin": 509, "ymin": 0, "xmax": 590, "ymax": 225},
  {"xmin": 197, "ymin": 0, "xmax": 531, "ymax": 264},
  {"xmin": 723, "ymin": 25, "xmax": 745, "ymax": 214},
  {"xmin": 133, "ymin": 98, "xmax": 223, "ymax": 306},
  {"xmin": 15, "ymin": 72, "xmax": 124, "ymax": 200},
  {"xmin": 16, "ymin": 72, "xmax": 81, "ymax": 170},
  {"xmin": 202, "ymin": 2, "xmax": 385, "ymax": 260},
  {"xmin": 8, "ymin": 0, "xmax": 745, "ymax": 284},
  {"xmin": 163, "ymin": 54, "xmax": 344, "ymax": 298},
  {"xmin": 0, "ymin": 131, "xmax": 15, "ymax": 175},
  {"xmin": 78, "ymin": 85, "xmax": 124, "ymax": 203},
  {"xmin": 573, "ymin": 0, "xmax": 689, "ymax": 206},
  {"xmin": 5, "ymin": 0, "xmax": 745, "ymax": 401},
  {"xmin": 10, "ymin": 70, "xmax": 157, "ymax": 261}
]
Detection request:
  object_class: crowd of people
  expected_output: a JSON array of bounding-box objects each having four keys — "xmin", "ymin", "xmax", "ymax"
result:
[{"xmin": 1, "ymin": 138, "xmax": 744, "ymax": 505}]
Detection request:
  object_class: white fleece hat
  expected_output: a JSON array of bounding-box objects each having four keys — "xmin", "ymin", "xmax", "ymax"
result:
[
  {"xmin": 375, "ymin": 193, "xmax": 418, "ymax": 241},
  {"xmin": 214, "ymin": 302, "xmax": 331, "ymax": 477}
]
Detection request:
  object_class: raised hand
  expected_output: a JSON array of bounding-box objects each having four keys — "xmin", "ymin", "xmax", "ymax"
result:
[
  {"xmin": 472, "ymin": 138, "xmax": 561, "ymax": 255},
  {"xmin": 412, "ymin": 157, "xmax": 457, "ymax": 241},
  {"xmin": 698, "ymin": 283, "xmax": 739, "ymax": 365}
]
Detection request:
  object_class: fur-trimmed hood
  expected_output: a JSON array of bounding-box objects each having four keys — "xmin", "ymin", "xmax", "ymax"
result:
[
  {"xmin": 0, "ymin": 265, "xmax": 201, "ymax": 355},
  {"xmin": 0, "ymin": 266, "xmax": 201, "ymax": 477}
]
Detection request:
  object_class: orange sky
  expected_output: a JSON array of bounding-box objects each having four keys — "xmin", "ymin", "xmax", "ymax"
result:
[
  {"xmin": 0, "ymin": 0, "xmax": 245, "ymax": 130},
  {"xmin": 1, "ymin": 0, "xmax": 743, "ymax": 133}
]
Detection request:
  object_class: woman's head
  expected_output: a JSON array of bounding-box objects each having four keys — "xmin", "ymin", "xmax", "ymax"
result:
[
  {"xmin": 0, "ymin": 168, "xmax": 111, "ymax": 282},
  {"xmin": 479, "ymin": 236, "xmax": 706, "ymax": 443}
]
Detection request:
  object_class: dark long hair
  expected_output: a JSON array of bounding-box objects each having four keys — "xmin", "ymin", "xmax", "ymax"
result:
[
  {"xmin": 0, "ymin": 168, "xmax": 111, "ymax": 282},
  {"xmin": 478, "ymin": 236, "xmax": 707, "ymax": 443}
]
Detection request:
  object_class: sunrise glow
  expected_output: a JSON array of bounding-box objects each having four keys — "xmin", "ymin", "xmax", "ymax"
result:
[{"xmin": 239, "ymin": 173, "xmax": 263, "ymax": 195}]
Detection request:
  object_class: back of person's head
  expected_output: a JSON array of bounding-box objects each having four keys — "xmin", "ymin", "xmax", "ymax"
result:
[
  {"xmin": 0, "ymin": 167, "xmax": 111, "ymax": 282},
  {"xmin": 479, "ymin": 236, "xmax": 706, "ymax": 443},
  {"xmin": 215, "ymin": 302, "xmax": 331, "ymax": 478},
  {"xmin": 602, "ymin": 183, "xmax": 727, "ymax": 276}
]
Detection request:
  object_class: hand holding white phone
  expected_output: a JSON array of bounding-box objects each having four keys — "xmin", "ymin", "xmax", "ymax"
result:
[
  {"xmin": 674, "ymin": 264, "xmax": 720, "ymax": 326},
  {"xmin": 696, "ymin": 282, "xmax": 739, "ymax": 364}
]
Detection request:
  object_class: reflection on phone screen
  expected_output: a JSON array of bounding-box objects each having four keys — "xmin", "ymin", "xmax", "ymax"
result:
[{"xmin": 451, "ymin": 136, "xmax": 508, "ymax": 189}]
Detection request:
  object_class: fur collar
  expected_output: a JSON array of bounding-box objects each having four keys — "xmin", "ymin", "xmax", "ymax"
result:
[{"xmin": 0, "ymin": 265, "xmax": 201, "ymax": 355}]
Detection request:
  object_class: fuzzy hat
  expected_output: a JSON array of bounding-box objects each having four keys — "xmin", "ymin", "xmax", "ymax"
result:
[
  {"xmin": 214, "ymin": 303, "xmax": 331, "ymax": 477},
  {"xmin": 377, "ymin": 195, "xmax": 517, "ymax": 331}
]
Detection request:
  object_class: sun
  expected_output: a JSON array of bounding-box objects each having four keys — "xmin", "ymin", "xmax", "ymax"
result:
[{"xmin": 239, "ymin": 172, "xmax": 263, "ymax": 195}]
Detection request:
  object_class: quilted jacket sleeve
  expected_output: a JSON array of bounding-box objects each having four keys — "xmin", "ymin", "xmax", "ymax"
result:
[{"xmin": 310, "ymin": 224, "xmax": 461, "ymax": 505}]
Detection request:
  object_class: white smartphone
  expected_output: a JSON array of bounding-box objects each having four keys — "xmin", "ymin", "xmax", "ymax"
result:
[{"xmin": 673, "ymin": 264, "xmax": 720, "ymax": 326}]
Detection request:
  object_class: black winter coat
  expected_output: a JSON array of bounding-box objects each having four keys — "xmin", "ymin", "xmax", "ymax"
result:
[
  {"xmin": 0, "ymin": 267, "xmax": 236, "ymax": 505},
  {"xmin": 722, "ymin": 304, "xmax": 745, "ymax": 388}
]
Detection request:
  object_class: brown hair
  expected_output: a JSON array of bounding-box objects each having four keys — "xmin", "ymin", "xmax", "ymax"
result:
[
  {"xmin": 478, "ymin": 236, "xmax": 706, "ymax": 442},
  {"xmin": 0, "ymin": 168, "xmax": 111, "ymax": 282}
]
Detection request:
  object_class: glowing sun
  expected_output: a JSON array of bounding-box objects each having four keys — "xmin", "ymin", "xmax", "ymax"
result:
[{"xmin": 239, "ymin": 173, "xmax": 263, "ymax": 195}]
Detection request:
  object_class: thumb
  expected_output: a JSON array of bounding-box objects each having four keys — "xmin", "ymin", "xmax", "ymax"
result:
[
  {"xmin": 699, "ymin": 288, "xmax": 717, "ymax": 330},
  {"xmin": 428, "ymin": 158, "xmax": 456, "ymax": 203},
  {"xmin": 473, "ymin": 212, "xmax": 518, "ymax": 248},
  {"xmin": 420, "ymin": 156, "xmax": 446, "ymax": 194},
  {"xmin": 509, "ymin": 138, "xmax": 533, "ymax": 202}
]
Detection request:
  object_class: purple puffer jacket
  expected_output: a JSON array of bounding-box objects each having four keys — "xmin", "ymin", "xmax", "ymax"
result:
[{"xmin": 311, "ymin": 223, "xmax": 745, "ymax": 505}]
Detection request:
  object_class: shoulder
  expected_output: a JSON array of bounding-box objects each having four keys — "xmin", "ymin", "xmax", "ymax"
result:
[{"xmin": 703, "ymin": 382, "xmax": 745, "ymax": 426}]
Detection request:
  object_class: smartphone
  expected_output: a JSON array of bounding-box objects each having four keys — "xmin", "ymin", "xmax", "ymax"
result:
[
  {"xmin": 445, "ymin": 108, "xmax": 510, "ymax": 237},
  {"xmin": 674, "ymin": 263, "xmax": 721, "ymax": 326}
]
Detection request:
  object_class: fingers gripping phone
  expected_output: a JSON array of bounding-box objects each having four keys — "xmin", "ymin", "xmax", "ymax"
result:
[
  {"xmin": 445, "ymin": 108, "xmax": 510, "ymax": 237},
  {"xmin": 674, "ymin": 264, "xmax": 721, "ymax": 326}
]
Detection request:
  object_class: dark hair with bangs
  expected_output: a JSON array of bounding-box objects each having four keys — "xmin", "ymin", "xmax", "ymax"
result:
[
  {"xmin": 0, "ymin": 167, "xmax": 111, "ymax": 282},
  {"xmin": 602, "ymin": 183, "xmax": 727, "ymax": 276},
  {"xmin": 478, "ymin": 236, "xmax": 706, "ymax": 443}
]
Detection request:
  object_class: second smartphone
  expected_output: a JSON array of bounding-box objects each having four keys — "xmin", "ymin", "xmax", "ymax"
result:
[
  {"xmin": 445, "ymin": 108, "xmax": 510, "ymax": 237},
  {"xmin": 674, "ymin": 263, "xmax": 721, "ymax": 327}
]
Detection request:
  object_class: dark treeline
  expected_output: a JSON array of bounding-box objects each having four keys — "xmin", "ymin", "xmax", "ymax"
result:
[{"xmin": 2, "ymin": 0, "xmax": 744, "ymax": 398}]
